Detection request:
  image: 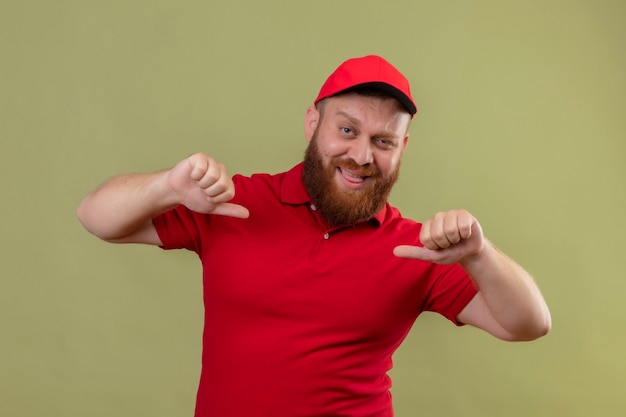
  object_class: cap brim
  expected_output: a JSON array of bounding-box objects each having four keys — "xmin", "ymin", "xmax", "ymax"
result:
[{"xmin": 341, "ymin": 81, "xmax": 417, "ymax": 116}]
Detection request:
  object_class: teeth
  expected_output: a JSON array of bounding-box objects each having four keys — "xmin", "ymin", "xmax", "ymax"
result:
[{"xmin": 340, "ymin": 168, "xmax": 364, "ymax": 179}]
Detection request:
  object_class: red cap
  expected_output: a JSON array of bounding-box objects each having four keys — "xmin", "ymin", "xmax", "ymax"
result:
[{"xmin": 314, "ymin": 55, "xmax": 417, "ymax": 116}]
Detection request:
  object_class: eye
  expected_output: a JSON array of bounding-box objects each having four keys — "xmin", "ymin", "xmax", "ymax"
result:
[
  {"xmin": 375, "ymin": 137, "xmax": 395, "ymax": 149},
  {"xmin": 341, "ymin": 127, "xmax": 353, "ymax": 135}
]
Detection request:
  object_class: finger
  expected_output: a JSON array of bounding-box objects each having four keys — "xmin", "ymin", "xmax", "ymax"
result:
[
  {"xmin": 394, "ymin": 245, "xmax": 424, "ymax": 259},
  {"xmin": 429, "ymin": 212, "xmax": 453, "ymax": 249},
  {"xmin": 210, "ymin": 203, "xmax": 250, "ymax": 219},
  {"xmin": 419, "ymin": 219, "xmax": 439, "ymax": 250},
  {"xmin": 394, "ymin": 244, "xmax": 466, "ymax": 265},
  {"xmin": 393, "ymin": 245, "xmax": 439, "ymax": 262},
  {"xmin": 195, "ymin": 161, "xmax": 223, "ymax": 189},
  {"xmin": 444, "ymin": 215, "xmax": 462, "ymax": 245},
  {"xmin": 188, "ymin": 155, "xmax": 211, "ymax": 181},
  {"xmin": 202, "ymin": 177, "xmax": 233, "ymax": 200},
  {"xmin": 457, "ymin": 211, "xmax": 475, "ymax": 240}
]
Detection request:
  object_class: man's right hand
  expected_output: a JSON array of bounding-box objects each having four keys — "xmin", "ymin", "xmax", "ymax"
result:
[
  {"xmin": 77, "ymin": 153, "xmax": 249, "ymax": 245},
  {"xmin": 167, "ymin": 153, "xmax": 249, "ymax": 218}
]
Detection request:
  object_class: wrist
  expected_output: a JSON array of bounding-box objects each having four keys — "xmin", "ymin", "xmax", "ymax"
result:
[
  {"xmin": 459, "ymin": 238, "xmax": 491, "ymax": 270},
  {"xmin": 150, "ymin": 169, "xmax": 182, "ymax": 211}
]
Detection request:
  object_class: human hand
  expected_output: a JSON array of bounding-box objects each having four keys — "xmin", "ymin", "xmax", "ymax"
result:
[
  {"xmin": 393, "ymin": 209, "xmax": 485, "ymax": 265},
  {"xmin": 167, "ymin": 153, "xmax": 249, "ymax": 218}
]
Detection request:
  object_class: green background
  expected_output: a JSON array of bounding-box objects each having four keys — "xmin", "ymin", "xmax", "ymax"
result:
[{"xmin": 1, "ymin": 0, "xmax": 625, "ymax": 416}]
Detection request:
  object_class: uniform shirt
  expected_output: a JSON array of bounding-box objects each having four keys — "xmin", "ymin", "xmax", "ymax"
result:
[{"xmin": 153, "ymin": 163, "xmax": 478, "ymax": 417}]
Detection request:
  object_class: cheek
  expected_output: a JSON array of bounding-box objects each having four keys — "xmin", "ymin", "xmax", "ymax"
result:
[
  {"xmin": 323, "ymin": 143, "xmax": 341, "ymax": 157},
  {"xmin": 317, "ymin": 137, "xmax": 345, "ymax": 158},
  {"xmin": 377, "ymin": 152, "xmax": 402, "ymax": 174}
]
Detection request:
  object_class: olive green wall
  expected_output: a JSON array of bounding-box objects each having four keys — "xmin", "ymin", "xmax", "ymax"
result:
[{"xmin": 1, "ymin": 1, "xmax": 625, "ymax": 416}]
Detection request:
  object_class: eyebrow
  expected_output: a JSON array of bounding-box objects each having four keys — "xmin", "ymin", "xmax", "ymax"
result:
[
  {"xmin": 335, "ymin": 110, "xmax": 361, "ymax": 126},
  {"xmin": 335, "ymin": 110, "xmax": 400, "ymax": 140}
]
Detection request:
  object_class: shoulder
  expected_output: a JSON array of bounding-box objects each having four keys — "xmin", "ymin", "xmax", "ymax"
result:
[
  {"xmin": 232, "ymin": 170, "xmax": 286, "ymax": 197},
  {"xmin": 233, "ymin": 171, "xmax": 284, "ymax": 186},
  {"xmin": 232, "ymin": 164, "xmax": 304, "ymax": 203},
  {"xmin": 382, "ymin": 204, "xmax": 421, "ymax": 228}
]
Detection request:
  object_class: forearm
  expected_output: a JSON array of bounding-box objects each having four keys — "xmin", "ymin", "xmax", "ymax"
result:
[
  {"xmin": 77, "ymin": 170, "xmax": 176, "ymax": 241},
  {"xmin": 460, "ymin": 241, "xmax": 551, "ymax": 340}
]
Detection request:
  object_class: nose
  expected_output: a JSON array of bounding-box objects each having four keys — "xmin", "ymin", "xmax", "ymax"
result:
[{"xmin": 347, "ymin": 137, "xmax": 374, "ymax": 166}]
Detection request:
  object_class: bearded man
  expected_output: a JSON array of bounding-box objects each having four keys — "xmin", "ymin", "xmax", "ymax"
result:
[{"xmin": 77, "ymin": 55, "xmax": 551, "ymax": 417}]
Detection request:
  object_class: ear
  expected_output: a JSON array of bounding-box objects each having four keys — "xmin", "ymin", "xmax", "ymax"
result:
[
  {"xmin": 401, "ymin": 134, "xmax": 409, "ymax": 153},
  {"xmin": 304, "ymin": 106, "xmax": 320, "ymax": 143}
]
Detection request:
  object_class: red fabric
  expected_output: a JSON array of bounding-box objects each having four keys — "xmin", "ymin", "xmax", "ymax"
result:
[
  {"xmin": 314, "ymin": 55, "xmax": 417, "ymax": 116},
  {"xmin": 152, "ymin": 163, "xmax": 477, "ymax": 417}
]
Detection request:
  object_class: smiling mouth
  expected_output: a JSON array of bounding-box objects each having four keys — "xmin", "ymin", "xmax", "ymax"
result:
[{"xmin": 337, "ymin": 167, "xmax": 369, "ymax": 184}]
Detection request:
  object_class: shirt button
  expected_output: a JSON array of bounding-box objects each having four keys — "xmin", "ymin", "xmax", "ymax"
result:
[
  {"xmin": 311, "ymin": 204, "xmax": 317, "ymax": 211},
  {"xmin": 323, "ymin": 233, "xmax": 329, "ymax": 240}
]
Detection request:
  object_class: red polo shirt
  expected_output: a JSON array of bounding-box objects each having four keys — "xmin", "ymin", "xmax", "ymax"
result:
[{"xmin": 153, "ymin": 163, "xmax": 477, "ymax": 417}]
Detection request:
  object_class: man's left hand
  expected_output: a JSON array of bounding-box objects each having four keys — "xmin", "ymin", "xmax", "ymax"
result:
[{"xmin": 393, "ymin": 209, "xmax": 486, "ymax": 265}]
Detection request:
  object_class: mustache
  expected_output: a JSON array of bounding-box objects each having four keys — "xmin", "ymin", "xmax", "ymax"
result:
[{"xmin": 332, "ymin": 158, "xmax": 382, "ymax": 178}]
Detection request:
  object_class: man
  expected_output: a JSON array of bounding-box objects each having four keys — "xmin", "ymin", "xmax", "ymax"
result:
[{"xmin": 77, "ymin": 55, "xmax": 551, "ymax": 417}]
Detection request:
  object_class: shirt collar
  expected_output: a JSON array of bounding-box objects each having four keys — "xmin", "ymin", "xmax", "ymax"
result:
[
  {"xmin": 280, "ymin": 163, "xmax": 311, "ymax": 205},
  {"xmin": 280, "ymin": 163, "xmax": 388, "ymax": 227}
]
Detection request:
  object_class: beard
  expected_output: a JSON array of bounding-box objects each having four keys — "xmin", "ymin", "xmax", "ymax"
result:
[{"xmin": 302, "ymin": 132, "xmax": 400, "ymax": 228}]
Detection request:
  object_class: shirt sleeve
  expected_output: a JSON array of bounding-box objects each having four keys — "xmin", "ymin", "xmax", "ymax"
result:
[
  {"xmin": 152, "ymin": 205, "xmax": 207, "ymax": 254},
  {"xmin": 423, "ymin": 263, "xmax": 478, "ymax": 326},
  {"xmin": 151, "ymin": 173, "xmax": 252, "ymax": 254}
]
